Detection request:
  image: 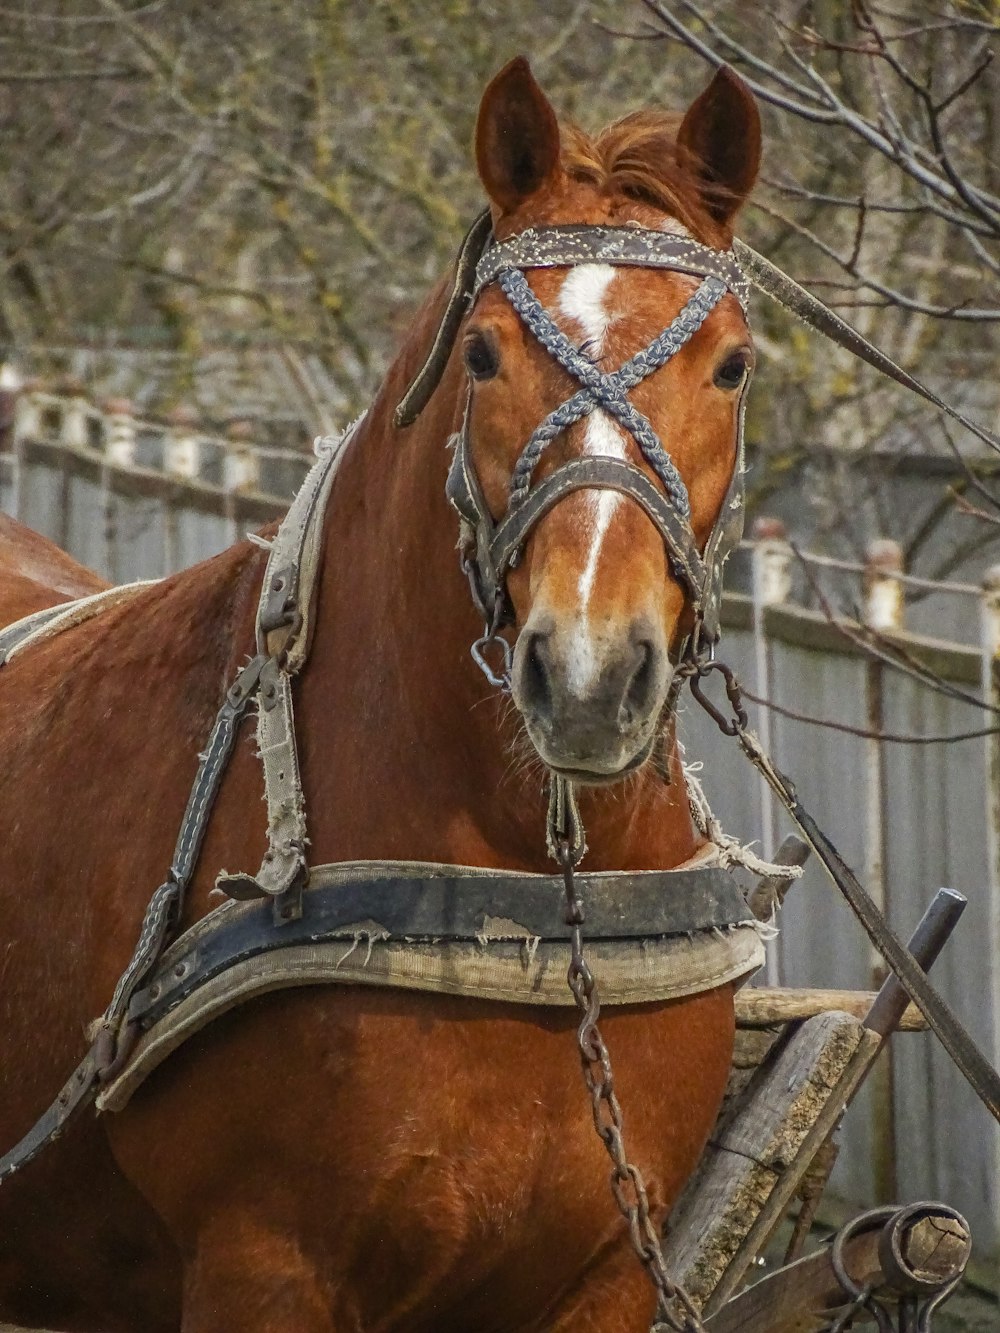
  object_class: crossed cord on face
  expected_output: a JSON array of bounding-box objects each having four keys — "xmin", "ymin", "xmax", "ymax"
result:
[{"xmin": 496, "ymin": 267, "xmax": 728, "ymax": 519}]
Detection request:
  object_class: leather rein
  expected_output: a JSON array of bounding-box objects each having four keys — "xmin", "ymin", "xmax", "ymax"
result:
[
  {"xmin": 397, "ymin": 210, "xmax": 1000, "ymax": 1124},
  {"xmin": 4, "ymin": 210, "xmax": 1000, "ymax": 1192}
]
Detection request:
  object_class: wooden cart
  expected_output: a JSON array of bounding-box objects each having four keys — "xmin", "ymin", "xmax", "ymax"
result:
[{"xmin": 662, "ymin": 851, "xmax": 974, "ymax": 1331}]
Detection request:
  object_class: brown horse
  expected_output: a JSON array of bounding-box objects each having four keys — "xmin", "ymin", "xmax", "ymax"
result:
[
  {"xmin": 0, "ymin": 58, "xmax": 760, "ymax": 1333},
  {"xmin": 0, "ymin": 512, "xmax": 108, "ymax": 620}
]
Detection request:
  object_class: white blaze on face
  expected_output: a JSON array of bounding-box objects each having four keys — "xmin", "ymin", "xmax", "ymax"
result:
[{"xmin": 554, "ymin": 263, "xmax": 629, "ymax": 696}]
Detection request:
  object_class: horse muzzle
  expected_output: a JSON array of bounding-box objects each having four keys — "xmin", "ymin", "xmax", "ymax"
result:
[{"xmin": 511, "ymin": 613, "xmax": 671, "ymax": 783}]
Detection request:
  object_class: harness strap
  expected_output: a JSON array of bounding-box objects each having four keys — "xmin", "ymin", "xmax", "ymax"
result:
[
  {"xmin": 0, "ymin": 581, "xmax": 156, "ymax": 667},
  {"xmin": 216, "ymin": 421, "xmax": 358, "ymax": 917},
  {"xmin": 393, "ymin": 209, "xmax": 494, "ymax": 429},
  {"xmin": 726, "ymin": 712, "xmax": 1000, "ymax": 1122},
  {"xmin": 734, "ymin": 240, "xmax": 1000, "ymax": 457},
  {"xmin": 0, "ymin": 1052, "xmax": 100, "ymax": 1182},
  {"xmin": 475, "ymin": 224, "xmax": 750, "ymax": 310},
  {"xmin": 0, "ymin": 647, "xmax": 266, "ymax": 1184},
  {"xmin": 0, "ymin": 424, "xmax": 359, "ymax": 1182}
]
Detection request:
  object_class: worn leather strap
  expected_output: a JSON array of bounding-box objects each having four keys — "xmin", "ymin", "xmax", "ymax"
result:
[
  {"xmin": 737, "ymin": 723, "xmax": 1000, "ymax": 1122},
  {"xmin": 475, "ymin": 225, "xmax": 750, "ymax": 310},
  {"xmin": 734, "ymin": 240, "xmax": 1000, "ymax": 457},
  {"xmin": 127, "ymin": 860, "xmax": 757, "ymax": 1031},
  {"xmin": 0, "ymin": 601, "xmax": 77, "ymax": 666},
  {"xmin": 217, "ymin": 424, "xmax": 357, "ymax": 915},
  {"xmin": 489, "ymin": 456, "xmax": 707, "ymax": 603},
  {"xmin": 0, "ymin": 582, "xmax": 157, "ymax": 668},
  {"xmin": 0, "ymin": 1051, "xmax": 100, "ymax": 1184},
  {"xmin": 394, "ymin": 209, "xmax": 494, "ymax": 429}
]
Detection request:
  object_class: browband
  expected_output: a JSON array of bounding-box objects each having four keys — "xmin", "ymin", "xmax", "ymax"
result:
[{"xmin": 475, "ymin": 224, "xmax": 750, "ymax": 310}]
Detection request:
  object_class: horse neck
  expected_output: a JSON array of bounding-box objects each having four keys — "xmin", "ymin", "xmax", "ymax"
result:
[{"xmin": 302, "ymin": 299, "xmax": 702, "ymax": 873}]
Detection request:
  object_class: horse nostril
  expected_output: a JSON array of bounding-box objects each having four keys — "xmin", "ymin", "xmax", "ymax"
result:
[
  {"xmin": 621, "ymin": 640, "xmax": 655, "ymax": 727},
  {"xmin": 519, "ymin": 630, "xmax": 553, "ymax": 721}
]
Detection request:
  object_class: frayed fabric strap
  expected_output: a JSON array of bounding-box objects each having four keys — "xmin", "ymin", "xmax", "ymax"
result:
[{"xmin": 216, "ymin": 420, "xmax": 360, "ymax": 918}]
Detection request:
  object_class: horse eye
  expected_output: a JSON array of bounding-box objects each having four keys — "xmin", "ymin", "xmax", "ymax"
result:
[
  {"xmin": 713, "ymin": 350, "xmax": 751, "ymax": 390},
  {"xmin": 463, "ymin": 331, "xmax": 499, "ymax": 381}
]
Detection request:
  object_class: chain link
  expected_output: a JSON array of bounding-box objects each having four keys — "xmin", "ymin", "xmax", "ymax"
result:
[{"xmin": 556, "ymin": 838, "xmax": 707, "ymax": 1333}]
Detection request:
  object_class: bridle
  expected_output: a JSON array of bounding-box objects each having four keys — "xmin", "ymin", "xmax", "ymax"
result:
[
  {"xmin": 3, "ymin": 198, "xmax": 1000, "ymax": 1333},
  {"xmin": 430, "ymin": 217, "xmax": 752, "ymax": 685}
]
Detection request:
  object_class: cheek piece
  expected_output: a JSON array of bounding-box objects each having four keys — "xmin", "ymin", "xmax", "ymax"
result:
[{"xmin": 427, "ymin": 220, "xmax": 751, "ymax": 688}]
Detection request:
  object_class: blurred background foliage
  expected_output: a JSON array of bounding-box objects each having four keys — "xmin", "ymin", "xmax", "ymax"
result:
[{"xmin": 1, "ymin": 0, "xmax": 998, "ymax": 574}]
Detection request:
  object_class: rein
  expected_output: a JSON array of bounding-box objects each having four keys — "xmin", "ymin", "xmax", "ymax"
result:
[
  {"xmin": 3, "ymin": 207, "xmax": 1000, "ymax": 1332},
  {"xmin": 398, "ymin": 211, "xmax": 1000, "ymax": 1125}
]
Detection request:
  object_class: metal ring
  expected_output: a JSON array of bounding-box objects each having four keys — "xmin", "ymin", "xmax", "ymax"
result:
[
  {"xmin": 877, "ymin": 1202, "xmax": 970, "ymax": 1296},
  {"xmin": 470, "ymin": 632, "xmax": 513, "ymax": 691},
  {"xmin": 829, "ymin": 1207, "xmax": 898, "ymax": 1333}
]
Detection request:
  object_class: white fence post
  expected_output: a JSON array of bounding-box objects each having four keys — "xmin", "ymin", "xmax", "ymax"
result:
[
  {"xmin": 750, "ymin": 517, "xmax": 792, "ymax": 986},
  {"xmin": 12, "ymin": 386, "xmax": 41, "ymax": 446},
  {"xmin": 223, "ymin": 420, "xmax": 259, "ymax": 494},
  {"xmin": 103, "ymin": 397, "xmax": 137, "ymax": 468},
  {"xmin": 165, "ymin": 404, "xmax": 203, "ymax": 481},
  {"xmin": 223, "ymin": 420, "xmax": 260, "ymax": 545},
  {"xmin": 62, "ymin": 387, "xmax": 92, "ymax": 452}
]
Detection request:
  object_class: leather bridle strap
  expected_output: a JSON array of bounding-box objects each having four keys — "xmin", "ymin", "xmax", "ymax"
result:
[
  {"xmin": 393, "ymin": 209, "xmax": 494, "ymax": 429},
  {"xmin": 497, "ymin": 267, "xmax": 725, "ymax": 514},
  {"xmin": 734, "ymin": 720, "xmax": 1000, "ymax": 1121},
  {"xmin": 475, "ymin": 223, "xmax": 751, "ymax": 309},
  {"xmin": 734, "ymin": 239, "xmax": 1000, "ymax": 457},
  {"xmin": 489, "ymin": 457, "xmax": 707, "ymax": 604}
]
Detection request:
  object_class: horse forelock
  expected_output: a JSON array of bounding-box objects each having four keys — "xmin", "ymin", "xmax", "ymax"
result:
[{"xmin": 560, "ymin": 110, "xmax": 730, "ymax": 246}]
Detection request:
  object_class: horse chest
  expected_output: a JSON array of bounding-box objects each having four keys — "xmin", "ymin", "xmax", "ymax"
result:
[{"xmin": 103, "ymin": 985, "xmax": 733, "ymax": 1330}]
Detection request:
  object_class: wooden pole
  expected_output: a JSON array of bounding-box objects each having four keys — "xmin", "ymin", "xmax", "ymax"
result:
[
  {"xmin": 664, "ymin": 890, "xmax": 966, "ymax": 1315},
  {"xmin": 980, "ymin": 565, "xmax": 1000, "ymax": 1239},
  {"xmin": 704, "ymin": 1203, "xmax": 971, "ymax": 1333}
]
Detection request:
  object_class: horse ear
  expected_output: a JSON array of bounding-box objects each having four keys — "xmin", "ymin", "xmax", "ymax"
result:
[
  {"xmin": 676, "ymin": 66, "xmax": 761, "ymax": 226},
  {"xmin": 475, "ymin": 56, "xmax": 562, "ymax": 215}
]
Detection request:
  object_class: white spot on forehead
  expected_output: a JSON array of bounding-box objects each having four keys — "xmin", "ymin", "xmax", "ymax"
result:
[
  {"xmin": 555, "ymin": 264, "xmax": 631, "ymax": 696},
  {"xmin": 556, "ymin": 263, "xmax": 616, "ymax": 355}
]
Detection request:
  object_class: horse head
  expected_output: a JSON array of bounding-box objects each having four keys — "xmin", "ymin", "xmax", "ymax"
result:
[{"xmin": 459, "ymin": 58, "xmax": 760, "ymax": 784}]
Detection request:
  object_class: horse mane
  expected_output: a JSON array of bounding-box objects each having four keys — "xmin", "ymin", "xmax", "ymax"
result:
[{"xmin": 561, "ymin": 110, "xmax": 722, "ymax": 238}]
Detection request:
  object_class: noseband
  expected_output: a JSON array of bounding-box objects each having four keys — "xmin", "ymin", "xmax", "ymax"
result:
[{"xmin": 428, "ymin": 219, "xmax": 751, "ymax": 683}]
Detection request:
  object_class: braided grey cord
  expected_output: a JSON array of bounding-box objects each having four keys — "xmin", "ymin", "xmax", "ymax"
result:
[{"xmin": 499, "ymin": 269, "xmax": 727, "ymax": 516}]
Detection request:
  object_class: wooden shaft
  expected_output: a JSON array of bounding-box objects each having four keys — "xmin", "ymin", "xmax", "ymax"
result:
[
  {"xmin": 736, "ymin": 987, "xmax": 927, "ymax": 1031},
  {"xmin": 864, "ymin": 887, "xmax": 967, "ymax": 1037},
  {"xmin": 704, "ymin": 1205, "xmax": 971, "ymax": 1333}
]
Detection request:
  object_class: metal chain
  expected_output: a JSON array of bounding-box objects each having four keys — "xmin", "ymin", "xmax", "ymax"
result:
[{"xmin": 555, "ymin": 835, "xmax": 707, "ymax": 1333}]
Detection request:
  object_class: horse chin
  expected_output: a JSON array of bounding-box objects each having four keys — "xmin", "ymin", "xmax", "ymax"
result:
[{"xmin": 536, "ymin": 732, "xmax": 657, "ymax": 788}]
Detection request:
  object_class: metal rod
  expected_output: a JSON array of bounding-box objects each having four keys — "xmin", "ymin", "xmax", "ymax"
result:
[{"xmin": 863, "ymin": 888, "xmax": 968, "ymax": 1038}]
